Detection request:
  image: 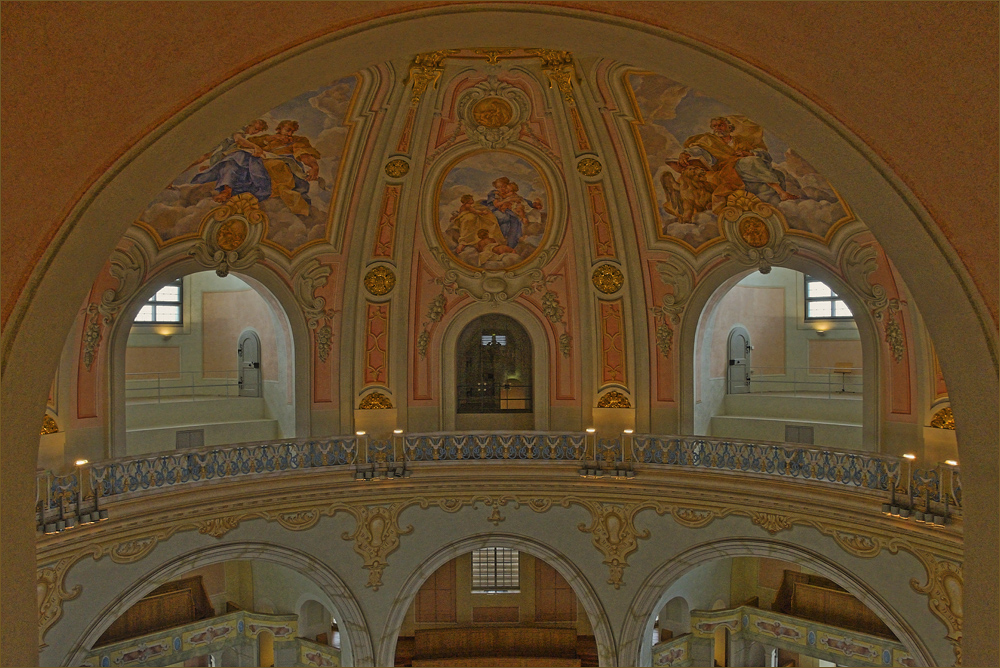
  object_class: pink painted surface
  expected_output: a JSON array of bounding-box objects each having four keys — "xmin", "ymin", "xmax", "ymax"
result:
[
  {"xmin": 125, "ymin": 347, "xmax": 181, "ymax": 380},
  {"xmin": 372, "ymin": 185, "xmax": 401, "ymax": 258},
  {"xmin": 599, "ymin": 300, "xmax": 626, "ymax": 386},
  {"xmin": 808, "ymin": 340, "xmax": 862, "ymax": 374},
  {"xmin": 710, "ymin": 286, "xmax": 785, "ymax": 378},
  {"xmin": 587, "ymin": 183, "xmax": 616, "ymax": 258},
  {"xmin": 202, "ymin": 290, "xmax": 279, "ymax": 381},
  {"xmin": 364, "ymin": 302, "xmax": 389, "ymax": 386}
]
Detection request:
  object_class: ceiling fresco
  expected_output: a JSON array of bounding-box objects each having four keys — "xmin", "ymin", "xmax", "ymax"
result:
[
  {"xmin": 436, "ymin": 150, "xmax": 551, "ymax": 271},
  {"xmin": 135, "ymin": 75, "xmax": 359, "ymax": 253},
  {"xmin": 624, "ymin": 72, "xmax": 853, "ymax": 251}
]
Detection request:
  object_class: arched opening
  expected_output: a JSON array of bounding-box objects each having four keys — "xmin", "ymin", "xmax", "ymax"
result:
[
  {"xmin": 624, "ymin": 540, "xmax": 930, "ymax": 667},
  {"xmin": 693, "ymin": 267, "xmax": 868, "ymax": 450},
  {"xmin": 257, "ymin": 629, "xmax": 275, "ymax": 667},
  {"xmin": 392, "ymin": 546, "xmax": 596, "ymax": 666},
  {"xmin": 66, "ymin": 543, "xmax": 372, "ymax": 667},
  {"xmin": 379, "ymin": 534, "xmax": 615, "ymax": 667},
  {"xmin": 454, "ymin": 314, "xmax": 534, "ymax": 431},
  {"xmin": 113, "ymin": 270, "xmax": 297, "ymax": 458}
]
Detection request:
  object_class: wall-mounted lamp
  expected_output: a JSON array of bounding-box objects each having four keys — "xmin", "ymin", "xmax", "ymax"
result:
[
  {"xmin": 945, "ymin": 460, "xmax": 958, "ymax": 466},
  {"xmin": 902, "ymin": 453, "xmax": 916, "ymax": 460},
  {"xmin": 585, "ymin": 428, "xmax": 596, "ymax": 434},
  {"xmin": 75, "ymin": 459, "xmax": 89, "ymax": 466},
  {"xmin": 623, "ymin": 429, "xmax": 634, "ymax": 434},
  {"xmin": 356, "ymin": 431, "xmax": 366, "ymax": 436},
  {"xmin": 393, "ymin": 429, "xmax": 403, "ymax": 435}
]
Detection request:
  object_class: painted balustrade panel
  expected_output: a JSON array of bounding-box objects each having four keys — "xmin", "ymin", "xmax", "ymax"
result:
[
  {"xmin": 78, "ymin": 610, "xmax": 298, "ymax": 667},
  {"xmin": 631, "ymin": 436, "xmax": 904, "ymax": 494},
  {"xmin": 651, "ymin": 633, "xmax": 691, "ymax": 667},
  {"xmin": 685, "ymin": 605, "xmax": 915, "ymax": 668},
  {"xmin": 298, "ymin": 637, "xmax": 341, "ymax": 666},
  {"xmin": 402, "ymin": 432, "xmax": 586, "ymax": 462}
]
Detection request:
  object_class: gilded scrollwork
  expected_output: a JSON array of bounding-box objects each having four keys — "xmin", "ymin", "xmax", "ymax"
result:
[
  {"xmin": 930, "ymin": 407, "xmax": 955, "ymax": 430},
  {"xmin": 910, "ymin": 550, "xmax": 963, "ymax": 665},
  {"xmin": 749, "ymin": 511, "xmax": 793, "ymax": 535},
  {"xmin": 576, "ymin": 502, "xmax": 650, "ymax": 588},
  {"xmin": 456, "ymin": 76, "xmax": 529, "ymax": 149},
  {"xmin": 597, "ymin": 390, "xmax": 632, "ymax": 408},
  {"xmin": 384, "ymin": 158, "xmax": 410, "ymax": 178},
  {"xmin": 358, "ymin": 391, "xmax": 394, "ymax": 410},
  {"xmin": 197, "ymin": 516, "xmax": 242, "ymax": 538},
  {"xmin": 271, "ymin": 509, "xmax": 321, "ymax": 531},
  {"xmin": 342, "ymin": 503, "xmax": 413, "ymax": 590},
  {"xmin": 670, "ymin": 506, "xmax": 723, "ymax": 529},
  {"xmin": 37, "ymin": 556, "xmax": 85, "ymax": 649},
  {"xmin": 407, "ymin": 50, "xmax": 458, "ymax": 105},
  {"xmin": 532, "ymin": 274, "xmax": 572, "ymax": 358},
  {"xmin": 41, "ymin": 414, "xmax": 59, "ymax": 435},
  {"xmin": 525, "ymin": 49, "xmax": 576, "ymax": 103}
]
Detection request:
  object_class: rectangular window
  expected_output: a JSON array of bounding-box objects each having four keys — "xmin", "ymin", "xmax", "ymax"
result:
[
  {"xmin": 472, "ymin": 547, "xmax": 519, "ymax": 593},
  {"xmin": 134, "ymin": 278, "xmax": 183, "ymax": 324},
  {"xmin": 804, "ymin": 276, "xmax": 852, "ymax": 321},
  {"xmin": 481, "ymin": 334, "xmax": 507, "ymax": 346}
]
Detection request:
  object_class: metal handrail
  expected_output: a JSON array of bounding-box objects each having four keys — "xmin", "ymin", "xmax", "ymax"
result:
[
  {"xmin": 746, "ymin": 365, "xmax": 863, "ymax": 396},
  {"xmin": 125, "ymin": 370, "xmax": 240, "ymax": 403}
]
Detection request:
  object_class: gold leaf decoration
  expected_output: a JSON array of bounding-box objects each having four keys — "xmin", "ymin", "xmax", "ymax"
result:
[
  {"xmin": 597, "ymin": 390, "xmax": 631, "ymax": 408},
  {"xmin": 577, "ymin": 502, "xmax": 649, "ymax": 589},
  {"xmin": 274, "ymin": 509, "xmax": 320, "ymax": 532},
  {"xmin": 911, "ymin": 550, "xmax": 963, "ymax": 666},
  {"xmin": 749, "ymin": 511, "xmax": 793, "ymax": 534},
  {"xmin": 592, "ymin": 264, "xmax": 624, "ymax": 295},
  {"xmin": 37, "ymin": 556, "xmax": 83, "ymax": 649},
  {"xmin": 407, "ymin": 50, "xmax": 458, "ymax": 105},
  {"xmin": 358, "ymin": 391, "xmax": 394, "ymax": 410},
  {"xmin": 364, "ymin": 266, "xmax": 396, "ymax": 296},
  {"xmin": 197, "ymin": 516, "xmax": 242, "ymax": 538},
  {"xmin": 342, "ymin": 503, "xmax": 412, "ymax": 591},
  {"xmin": 671, "ymin": 507, "xmax": 720, "ymax": 529},
  {"xmin": 930, "ymin": 407, "xmax": 955, "ymax": 430},
  {"xmin": 384, "ymin": 158, "xmax": 410, "ymax": 178},
  {"xmin": 41, "ymin": 414, "xmax": 59, "ymax": 435},
  {"xmin": 829, "ymin": 530, "xmax": 882, "ymax": 558},
  {"xmin": 110, "ymin": 536, "xmax": 161, "ymax": 564},
  {"xmin": 577, "ymin": 158, "xmax": 602, "ymax": 176}
]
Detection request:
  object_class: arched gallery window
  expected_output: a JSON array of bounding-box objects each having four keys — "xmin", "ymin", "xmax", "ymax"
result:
[{"xmin": 456, "ymin": 315, "xmax": 532, "ymax": 414}]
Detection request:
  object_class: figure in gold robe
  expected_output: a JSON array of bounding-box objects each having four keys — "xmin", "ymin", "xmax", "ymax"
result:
[{"xmin": 246, "ymin": 119, "xmax": 322, "ymax": 216}]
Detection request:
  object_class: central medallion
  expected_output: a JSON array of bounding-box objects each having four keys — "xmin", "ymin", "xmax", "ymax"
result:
[
  {"xmin": 436, "ymin": 150, "xmax": 551, "ymax": 272},
  {"xmin": 472, "ymin": 97, "xmax": 514, "ymax": 128}
]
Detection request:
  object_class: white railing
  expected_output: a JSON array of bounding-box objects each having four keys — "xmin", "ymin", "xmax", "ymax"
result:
[
  {"xmin": 125, "ymin": 370, "xmax": 240, "ymax": 403},
  {"xmin": 747, "ymin": 365, "xmax": 863, "ymax": 396}
]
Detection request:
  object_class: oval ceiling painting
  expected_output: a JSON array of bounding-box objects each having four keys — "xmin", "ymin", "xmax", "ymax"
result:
[{"xmin": 436, "ymin": 151, "xmax": 550, "ymax": 271}]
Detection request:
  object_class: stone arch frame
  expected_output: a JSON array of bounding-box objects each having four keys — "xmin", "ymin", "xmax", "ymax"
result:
[
  {"xmin": 683, "ymin": 257, "xmax": 881, "ymax": 449},
  {"xmin": 439, "ymin": 300, "xmax": 551, "ymax": 430},
  {"xmin": 64, "ymin": 542, "xmax": 373, "ymax": 667},
  {"xmin": 2, "ymin": 6, "xmax": 994, "ymax": 664},
  {"xmin": 106, "ymin": 259, "xmax": 312, "ymax": 457},
  {"xmin": 375, "ymin": 532, "xmax": 617, "ymax": 667},
  {"xmin": 618, "ymin": 538, "xmax": 933, "ymax": 668}
]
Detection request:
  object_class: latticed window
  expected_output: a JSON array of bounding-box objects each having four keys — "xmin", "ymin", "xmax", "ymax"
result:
[
  {"xmin": 472, "ymin": 547, "xmax": 520, "ymax": 593},
  {"xmin": 134, "ymin": 278, "xmax": 183, "ymax": 324},
  {"xmin": 457, "ymin": 315, "xmax": 532, "ymax": 413},
  {"xmin": 804, "ymin": 276, "xmax": 852, "ymax": 320}
]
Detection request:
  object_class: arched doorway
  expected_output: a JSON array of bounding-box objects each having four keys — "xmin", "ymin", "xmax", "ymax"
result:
[{"xmin": 456, "ymin": 314, "xmax": 533, "ymax": 417}]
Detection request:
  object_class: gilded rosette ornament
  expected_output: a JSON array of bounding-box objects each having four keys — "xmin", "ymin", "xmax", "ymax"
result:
[
  {"xmin": 384, "ymin": 158, "xmax": 410, "ymax": 178},
  {"xmin": 592, "ymin": 264, "xmax": 624, "ymax": 295},
  {"xmin": 577, "ymin": 158, "xmax": 602, "ymax": 176},
  {"xmin": 364, "ymin": 266, "xmax": 396, "ymax": 296}
]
